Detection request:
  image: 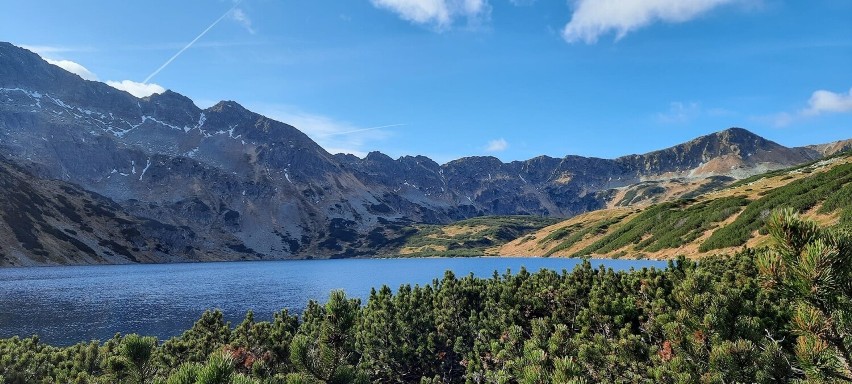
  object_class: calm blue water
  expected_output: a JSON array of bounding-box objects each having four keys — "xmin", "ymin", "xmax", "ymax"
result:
[{"xmin": 0, "ymin": 258, "xmax": 666, "ymax": 345}]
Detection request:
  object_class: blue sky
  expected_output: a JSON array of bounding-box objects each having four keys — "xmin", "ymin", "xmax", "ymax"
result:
[{"xmin": 2, "ymin": 0, "xmax": 851, "ymax": 163}]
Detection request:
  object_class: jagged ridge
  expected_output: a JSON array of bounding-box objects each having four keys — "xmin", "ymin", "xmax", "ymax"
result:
[{"xmin": 0, "ymin": 41, "xmax": 848, "ymax": 264}]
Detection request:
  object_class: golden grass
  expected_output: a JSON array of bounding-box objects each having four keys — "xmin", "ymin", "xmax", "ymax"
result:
[{"xmin": 498, "ymin": 156, "xmax": 852, "ymax": 260}]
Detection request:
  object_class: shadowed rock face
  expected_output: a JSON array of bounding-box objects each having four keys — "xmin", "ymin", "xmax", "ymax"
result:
[
  {"xmin": 0, "ymin": 155, "xmax": 248, "ymax": 267},
  {"xmin": 0, "ymin": 42, "xmax": 841, "ymax": 264}
]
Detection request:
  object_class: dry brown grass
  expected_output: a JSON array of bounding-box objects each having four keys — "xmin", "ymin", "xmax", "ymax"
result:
[
  {"xmin": 400, "ymin": 244, "xmax": 448, "ymax": 255},
  {"xmin": 498, "ymin": 156, "xmax": 852, "ymax": 260}
]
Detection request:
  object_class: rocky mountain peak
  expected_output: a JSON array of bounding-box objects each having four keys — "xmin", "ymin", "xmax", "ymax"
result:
[
  {"xmin": 609, "ymin": 126, "xmax": 808, "ymax": 178},
  {"xmin": 693, "ymin": 127, "xmax": 774, "ymax": 156},
  {"xmin": 401, "ymin": 155, "xmax": 440, "ymax": 169},
  {"xmin": 0, "ymin": 42, "xmax": 140, "ymax": 117},
  {"xmin": 0, "ymin": 42, "xmax": 46, "ymax": 72},
  {"xmin": 718, "ymin": 127, "xmax": 761, "ymax": 140},
  {"xmin": 365, "ymin": 151, "xmax": 395, "ymax": 163},
  {"xmin": 144, "ymin": 90, "xmax": 198, "ymax": 112},
  {"xmin": 0, "ymin": 42, "xmax": 80, "ymax": 89},
  {"xmin": 208, "ymin": 100, "xmax": 250, "ymax": 114},
  {"xmin": 141, "ymin": 90, "xmax": 202, "ymax": 128},
  {"xmin": 645, "ymin": 127, "xmax": 772, "ymax": 158},
  {"xmin": 446, "ymin": 156, "xmax": 505, "ymax": 169}
]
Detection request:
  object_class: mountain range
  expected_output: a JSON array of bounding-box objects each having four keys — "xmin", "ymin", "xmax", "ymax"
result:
[{"xmin": 0, "ymin": 41, "xmax": 849, "ymax": 266}]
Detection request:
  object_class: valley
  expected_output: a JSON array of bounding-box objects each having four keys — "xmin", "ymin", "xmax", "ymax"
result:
[{"xmin": 2, "ymin": 0, "xmax": 851, "ymax": 380}]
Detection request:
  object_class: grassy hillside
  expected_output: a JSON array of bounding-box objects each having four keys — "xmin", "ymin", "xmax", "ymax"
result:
[
  {"xmin": 604, "ymin": 175, "xmax": 736, "ymax": 209},
  {"xmin": 381, "ymin": 216, "xmax": 560, "ymax": 257},
  {"xmin": 500, "ymin": 152, "xmax": 852, "ymax": 259}
]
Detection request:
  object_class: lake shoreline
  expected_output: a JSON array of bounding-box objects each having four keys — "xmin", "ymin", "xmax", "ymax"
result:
[
  {"xmin": 0, "ymin": 257, "xmax": 666, "ymax": 345},
  {"xmin": 0, "ymin": 253, "xmax": 670, "ymax": 269}
]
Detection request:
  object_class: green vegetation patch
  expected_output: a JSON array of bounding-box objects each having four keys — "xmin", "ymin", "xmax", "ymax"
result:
[
  {"xmin": 680, "ymin": 175, "xmax": 736, "ymax": 200},
  {"xmin": 0, "ymin": 249, "xmax": 810, "ymax": 383},
  {"xmin": 817, "ymin": 179, "xmax": 852, "ymax": 225},
  {"xmin": 396, "ymin": 215, "xmax": 560, "ymax": 257},
  {"xmin": 573, "ymin": 195, "xmax": 749, "ymax": 257},
  {"xmin": 700, "ymin": 161, "xmax": 852, "ymax": 251},
  {"xmin": 543, "ymin": 214, "xmax": 630, "ymax": 257},
  {"xmin": 616, "ymin": 183, "xmax": 668, "ymax": 206}
]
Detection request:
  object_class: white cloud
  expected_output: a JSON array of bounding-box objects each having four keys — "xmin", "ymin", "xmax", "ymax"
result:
[
  {"xmin": 756, "ymin": 87, "xmax": 852, "ymax": 127},
  {"xmin": 657, "ymin": 101, "xmax": 700, "ymax": 123},
  {"xmin": 657, "ymin": 101, "xmax": 735, "ymax": 124},
  {"xmin": 485, "ymin": 138, "xmax": 508, "ymax": 152},
  {"xmin": 252, "ymin": 105, "xmax": 397, "ymax": 157},
  {"xmin": 230, "ymin": 8, "xmax": 256, "ymax": 34},
  {"xmin": 32, "ymin": 51, "xmax": 166, "ymax": 98},
  {"xmin": 106, "ymin": 80, "xmax": 166, "ymax": 98},
  {"xmin": 770, "ymin": 112, "xmax": 793, "ymax": 128},
  {"xmin": 34, "ymin": 51, "xmax": 164, "ymax": 98},
  {"xmin": 371, "ymin": 0, "xmax": 489, "ymax": 28},
  {"xmin": 802, "ymin": 87, "xmax": 852, "ymax": 116},
  {"xmin": 563, "ymin": 0, "xmax": 740, "ymax": 44},
  {"xmin": 45, "ymin": 59, "xmax": 98, "ymax": 81}
]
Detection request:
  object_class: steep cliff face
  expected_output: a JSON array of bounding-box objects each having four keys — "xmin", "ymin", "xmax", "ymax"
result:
[
  {"xmin": 0, "ymin": 42, "xmax": 394, "ymax": 258},
  {"xmin": 0, "ymin": 42, "xmax": 844, "ymax": 264},
  {"xmin": 0, "ymin": 155, "xmax": 241, "ymax": 267}
]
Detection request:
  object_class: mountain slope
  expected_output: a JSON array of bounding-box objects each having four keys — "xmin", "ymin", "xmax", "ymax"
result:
[
  {"xmin": 806, "ymin": 138, "xmax": 852, "ymax": 157},
  {"xmin": 374, "ymin": 216, "xmax": 561, "ymax": 257},
  {"xmin": 0, "ymin": 41, "xmax": 847, "ymax": 263},
  {"xmin": 500, "ymin": 152, "xmax": 852, "ymax": 259},
  {"xmin": 1, "ymin": 42, "xmax": 387, "ymax": 258},
  {"xmin": 0, "ymin": 155, "xmax": 251, "ymax": 266},
  {"xmin": 615, "ymin": 127, "xmax": 817, "ymax": 179}
]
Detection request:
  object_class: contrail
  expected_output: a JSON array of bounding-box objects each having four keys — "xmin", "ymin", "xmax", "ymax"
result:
[
  {"xmin": 316, "ymin": 123, "xmax": 407, "ymax": 137},
  {"xmin": 144, "ymin": 1, "xmax": 242, "ymax": 83}
]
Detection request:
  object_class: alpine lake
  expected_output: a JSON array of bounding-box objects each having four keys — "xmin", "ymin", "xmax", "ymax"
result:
[{"xmin": 0, "ymin": 257, "xmax": 667, "ymax": 345}]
